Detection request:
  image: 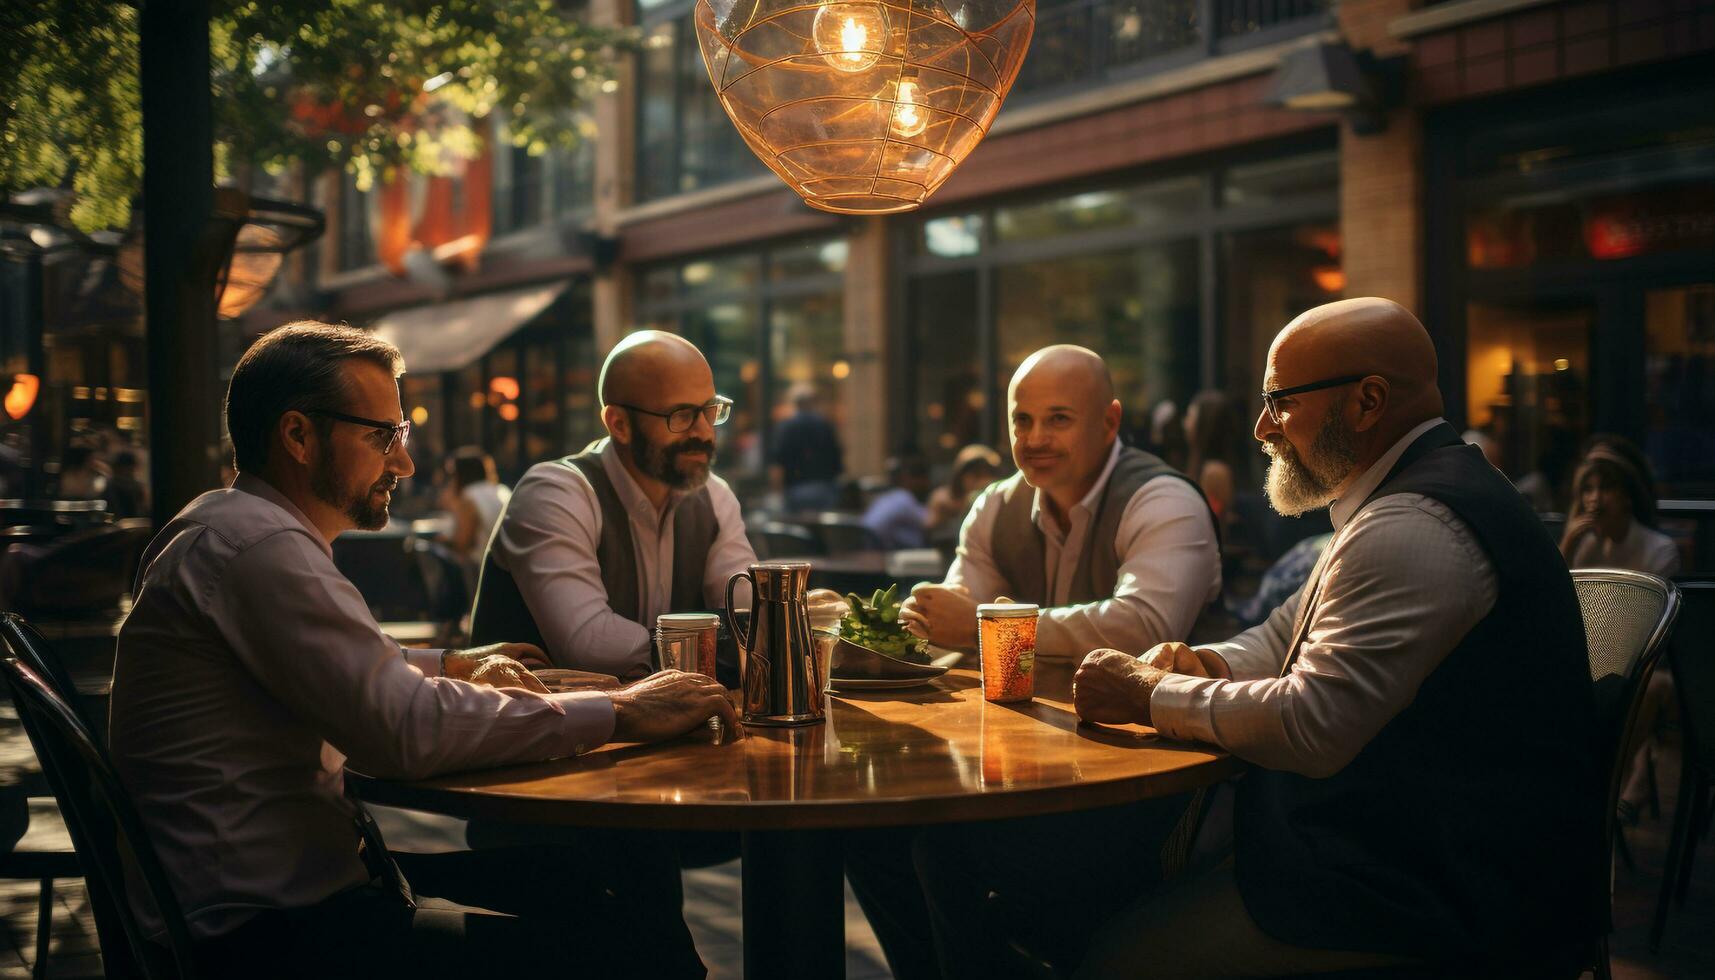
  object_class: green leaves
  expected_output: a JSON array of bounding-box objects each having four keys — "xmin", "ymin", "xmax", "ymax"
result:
[
  {"xmin": 837, "ymin": 582, "xmax": 930, "ymax": 664},
  {"xmin": 1, "ymin": 0, "xmax": 637, "ymax": 231}
]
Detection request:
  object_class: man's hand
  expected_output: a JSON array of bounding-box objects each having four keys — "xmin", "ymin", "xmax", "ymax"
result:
[
  {"xmin": 1138, "ymin": 642, "xmax": 1231, "ymax": 680},
  {"xmin": 609, "ymin": 670, "xmax": 741, "ymax": 744},
  {"xmin": 1073, "ymin": 649, "xmax": 1169, "ymax": 726},
  {"xmin": 899, "ymin": 582, "xmax": 979, "ymax": 650},
  {"xmin": 443, "ymin": 644, "xmax": 550, "ymax": 693}
]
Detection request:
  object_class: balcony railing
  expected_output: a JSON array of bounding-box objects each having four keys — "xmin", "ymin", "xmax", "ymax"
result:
[{"xmin": 1013, "ymin": 0, "xmax": 1331, "ymax": 98}]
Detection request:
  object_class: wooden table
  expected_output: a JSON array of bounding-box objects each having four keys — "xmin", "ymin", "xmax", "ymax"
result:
[{"xmin": 353, "ymin": 660, "xmax": 1239, "ymax": 978}]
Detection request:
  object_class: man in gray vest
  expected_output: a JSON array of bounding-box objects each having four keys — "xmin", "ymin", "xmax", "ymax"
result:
[
  {"xmin": 469, "ymin": 331, "xmax": 757, "ymax": 680},
  {"xmin": 901, "ymin": 344, "xmax": 1221, "ymax": 658}
]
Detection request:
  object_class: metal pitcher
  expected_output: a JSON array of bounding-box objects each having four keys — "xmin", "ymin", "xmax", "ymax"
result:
[{"xmin": 725, "ymin": 561, "xmax": 824, "ymax": 726}]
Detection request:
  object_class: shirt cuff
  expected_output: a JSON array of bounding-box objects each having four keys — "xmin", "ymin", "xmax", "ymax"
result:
[
  {"xmin": 403, "ymin": 648, "xmax": 445, "ymax": 677},
  {"xmin": 1149, "ymin": 673, "xmax": 1224, "ymax": 745},
  {"xmin": 549, "ymin": 691, "xmax": 617, "ymax": 754}
]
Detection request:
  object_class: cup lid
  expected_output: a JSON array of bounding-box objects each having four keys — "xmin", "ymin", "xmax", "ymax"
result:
[
  {"xmin": 977, "ymin": 603, "xmax": 1040, "ymax": 617},
  {"xmin": 657, "ymin": 613, "xmax": 722, "ymax": 629}
]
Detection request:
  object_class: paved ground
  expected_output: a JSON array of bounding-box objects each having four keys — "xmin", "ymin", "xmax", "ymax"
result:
[{"xmin": 0, "ymin": 699, "xmax": 1708, "ymax": 977}]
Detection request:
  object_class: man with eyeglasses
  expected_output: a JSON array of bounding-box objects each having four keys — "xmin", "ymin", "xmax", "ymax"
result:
[
  {"xmin": 111, "ymin": 322, "xmax": 732, "ymax": 978},
  {"xmin": 470, "ymin": 329, "xmax": 757, "ymax": 681},
  {"xmin": 1065, "ymin": 298, "xmax": 1602, "ymax": 975}
]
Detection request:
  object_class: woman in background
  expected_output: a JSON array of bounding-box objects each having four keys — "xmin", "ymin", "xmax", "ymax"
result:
[
  {"xmin": 1183, "ymin": 390, "xmax": 1243, "ymax": 535},
  {"xmin": 444, "ymin": 447, "xmax": 511, "ymax": 566},
  {"xmin": 925, "ymin": 444, "xmax": 1002, "ymax": 547}
]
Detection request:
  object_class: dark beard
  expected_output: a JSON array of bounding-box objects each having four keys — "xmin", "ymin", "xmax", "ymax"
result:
[
  {"xmin": 628, "ymin": 425, "xmax": 716, "ymax": 491},
  {"xmin": 1262, "ymin": 402, "xmax": 1359, "ymax": 517},
  {"xmin": 310, "ymin": 439, "xmax": 397, "ymax": 530}
]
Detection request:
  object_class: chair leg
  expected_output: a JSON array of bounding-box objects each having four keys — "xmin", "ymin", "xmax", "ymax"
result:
[
  {"xmin": 1678, "ymin": 773, "xmax": 1711, "ymax": 907},
  {"xmin": 1615, "ymin": 826, "xmax": 1636, "ymax": 872},
  {"xmin": 34, "ymin": 876, "xmax": 53, "ymax": 980},
  {"xmin": 1651, "ymin": 760, "xmax": 1697, "ymax": 952}
]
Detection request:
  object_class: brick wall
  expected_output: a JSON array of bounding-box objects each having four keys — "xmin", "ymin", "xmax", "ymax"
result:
[
  {"xmin": 1339, "ymin": 0, "xmax": 1424, "ymax": 315},
  {"xmin": 1412, "ymin": 0, "xmax": 1715, "ymax": 104}
]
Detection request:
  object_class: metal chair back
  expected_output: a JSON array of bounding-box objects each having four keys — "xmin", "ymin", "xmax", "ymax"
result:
[{"xmin": 0, "ymin": 657, "xmax": 198, "ymax": 979}]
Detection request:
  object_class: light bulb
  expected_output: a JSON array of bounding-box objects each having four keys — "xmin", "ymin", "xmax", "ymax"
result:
[
  {"xmin": 812, "ymin": 3, "xmax": 888, "ymax": 73},
  {"xmin": 892, "ymin": 76, "xmax": 928, "ymax": 138}
]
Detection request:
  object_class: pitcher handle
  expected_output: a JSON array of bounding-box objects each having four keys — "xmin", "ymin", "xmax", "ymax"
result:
[{"xmin": 725, "ymin": 571, "xmax": 753, "ymax": 653}]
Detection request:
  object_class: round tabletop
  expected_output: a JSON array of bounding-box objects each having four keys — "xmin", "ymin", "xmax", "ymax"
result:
[{"xmin": 353, "ymin": 660, "xmax": 1241, "ymax": 831}]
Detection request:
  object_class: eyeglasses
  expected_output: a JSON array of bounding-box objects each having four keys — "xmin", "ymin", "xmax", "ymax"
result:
[
  {"xmin": 1260, "ymin": 374, "xmax": 1368, "ymax": 426},
  {"xmin": 610, "ymin": 395, "xmax": 733, "ymax": 433},
  {"xmin": 308, "ymin": 410, "xmax": 412, "ymax": 455}
]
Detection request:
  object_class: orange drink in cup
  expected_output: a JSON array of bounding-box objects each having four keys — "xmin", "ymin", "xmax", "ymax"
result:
[{"xmin": 978, "ymin": 603, "xmax": 1038, "ymax": 703}]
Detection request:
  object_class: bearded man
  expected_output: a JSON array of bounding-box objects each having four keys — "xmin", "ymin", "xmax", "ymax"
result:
[
  {"xmin": 110, "ymin": 322, "xmax": 731, "ymax": 978},
  {"xmin": 470, "ymin": 330, "xmax": 757, "ymax": 680},
  {"xmin": 1069, "ymin": 298, "xmax": 1604, "ymax": 976}
]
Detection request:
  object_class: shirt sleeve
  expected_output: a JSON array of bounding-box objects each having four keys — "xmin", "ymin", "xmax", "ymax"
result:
[
  {"xmin": 703, "ymin": 476, "xmax": 760, "ymax": 607},
  {"xmin": 943, "ymin": 484, "xmax": 1010, "ymax": 601},
  {"xmin": 490, "ymin": 464, "xmax": 652, "ymax": 676},
  {"xmin": 1035, "ymin": 479, "xmax": 1222, "ymax": 659},
  {"xmin": 402, "ymin": 647, "xmax": 443, "ymax": 676},
  {"xmin": 206, "ymin": 530, "xmax": 615, "ymax": 781},
  {"xmin": 1149, "ymin": 496, "xmax": 1498, "ymax": 777},
  {"xmin": 1199, "ymin": 586, "xmax": 1300, "ymax": 681}
]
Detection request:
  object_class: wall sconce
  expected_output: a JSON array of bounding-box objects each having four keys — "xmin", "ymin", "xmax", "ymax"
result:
[{"xmin": 1266, "ymin": 41, "xmax": 1403, "ymax": 136}]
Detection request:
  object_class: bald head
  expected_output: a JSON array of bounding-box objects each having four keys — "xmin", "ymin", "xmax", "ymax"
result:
[
  {"xmin": 1009, "ymin": 345, "xmax": 1115, "ymax": 414},
  {"xmin": 599, "ymin": 330, "xmax": 713, "ymax": 409},
  {"xmin": 1267, "ymin": 297, "xmax": 1442, "ymax": 423}
]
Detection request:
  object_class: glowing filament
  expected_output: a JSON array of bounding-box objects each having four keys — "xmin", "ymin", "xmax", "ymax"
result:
[
  {"xmin": 812, "ymin": 3, "xmax": 887, "ymax": 72},
  {"xmin": 893, "ymin": 77, "xmax": 927, "ymax": 138}
]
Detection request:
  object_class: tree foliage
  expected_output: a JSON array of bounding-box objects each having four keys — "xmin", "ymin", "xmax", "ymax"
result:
[{"xmin": 0, "ymin": 0, "xmax": 632, "ymax": 232}]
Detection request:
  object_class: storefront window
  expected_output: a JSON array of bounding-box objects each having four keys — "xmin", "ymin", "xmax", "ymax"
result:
[
  {"xmin": 634, "ymin": 2, "xmax": 766, "ymax": 201},
  {"xmin": 1464, "ymin": 300, "xmax": 1593, "ymax": 508},
  {"xmin": 994, "ymin": 176, "xmax": 1202, "ymax": 244},
  {"xmin": 1644, "ymin": 285, "xmax": 1715, "ymax": 491},
  {"xmin": 908, "ymin": 271, "xmax": 984, "ymax": 455}
]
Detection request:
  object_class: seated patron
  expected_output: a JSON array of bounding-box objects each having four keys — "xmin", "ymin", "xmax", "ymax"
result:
[
  {"xmin": 901, "ymin": 345, "xmax": 1221, "ymax": 659},
  {"xmin": 469, "ymin": 331, "xmax": 757, "ymax": 679},
  {"xmin": 109, "ymin": 322, "xmax": 733, "ymax": 979},
  {"xmin": 862, "ymin": 454, "xmax": 933, "ymax": 550},
  {"xmin": 924, "ymin": 443, "xmax": 1002, "ymax": 547},
  {"xmin": 1071, "ymin": 298, "xmax": 1604, "ymax": 976}
]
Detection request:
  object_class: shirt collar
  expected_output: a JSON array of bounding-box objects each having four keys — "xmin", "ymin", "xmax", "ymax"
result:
[
  {"xmin": 232, "ymin": 473, "xmax": 334, "ymax": 558},
  {"xmin": 596, "ymin": 437, "xmax": 679, "ymax": 524},
  {"xmin": 1031, "ymin": 438, "xmax": 1122, "ymax": 530},
  {"xmin": 1329, "ymin": 417, "xmax": 1446, "ymax": 531}
]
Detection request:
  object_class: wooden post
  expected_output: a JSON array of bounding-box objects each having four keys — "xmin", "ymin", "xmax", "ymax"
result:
[{"xmin": 140, "ymin": 0, "xmax": 223, "ymax": 526}]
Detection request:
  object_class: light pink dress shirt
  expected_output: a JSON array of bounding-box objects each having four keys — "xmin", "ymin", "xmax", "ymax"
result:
[{"xmin": 109, "ymin": 474, "xmax": 614, "ymax": 939}]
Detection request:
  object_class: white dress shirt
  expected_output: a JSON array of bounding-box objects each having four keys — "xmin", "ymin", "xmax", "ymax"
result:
[
  {"xmin": 1567, "ymin": 518, "xmax": 1681, "ymax": 577},
  {"xmin": 1150, "ymin": 418, "xmax": 1500, "ymax": 777},
  {"xmin": 945, "ymin": 440, "xmax": 1222, "ymax": 659},
  {"xmin": 110, "ymin": 474, "xmax": 615, "ymax": 939},
  {"xmin": 488, "ymin": 438, "xmax": 757, "ymax": 677}
]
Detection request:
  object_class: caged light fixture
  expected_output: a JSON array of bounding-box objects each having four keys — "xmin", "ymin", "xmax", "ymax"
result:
[{"xmin": 694, "ymin": 0, "xmax": 1036, "ymax": 215}]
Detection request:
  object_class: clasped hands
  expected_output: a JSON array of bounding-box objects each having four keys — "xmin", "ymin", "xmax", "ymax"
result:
[{"xmin": 1073, "ymin": 642, "xmax": 1229, "ymax": 727}]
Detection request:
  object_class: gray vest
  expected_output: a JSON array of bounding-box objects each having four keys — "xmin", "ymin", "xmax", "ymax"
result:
[
  {"xmin": 468, "ymin": 448, "xmax": 718, "ymax": 654},
  {"xmin": 988, "ymin": 444, "xmax": 1217, "ymax": 607}
]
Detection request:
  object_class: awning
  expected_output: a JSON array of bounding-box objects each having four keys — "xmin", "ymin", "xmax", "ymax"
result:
[{"xmin": 368, "ymin": 282, "xmax": 567, "ymax": 373}]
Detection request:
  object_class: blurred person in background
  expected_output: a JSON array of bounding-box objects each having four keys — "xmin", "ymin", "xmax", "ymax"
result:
[
  {"xmin": 1184, "ymin": 390, "xmax": 1244, "ymax": 537},
  {"xmin": 1560, "ymin": 434, "xmax": 1680, "ymax": 829},
  {"xmin": 924, "ymin": 443, "xmax": 1002, "ymax": 546},
  {"xmin": 442, "ymin": 446, "xmax": 511, "ymax": 566},
  {"xmin": 769, "ymin": 382, "xmax": 844, "ymax": 512},
  {"xmin": 862, "ymin": 454, "xmax": 933, "ymax": 550},
  {"xmin": 55, "ymin": 443, "xmax": 107, "ymax": 500},
  {"xmin": 107, "ymin": 449, "xmax": 148, "ymax": 519},
  {"xmin": 1146, "ymin": 398, "xmax": 1189, "ymax": 472}
]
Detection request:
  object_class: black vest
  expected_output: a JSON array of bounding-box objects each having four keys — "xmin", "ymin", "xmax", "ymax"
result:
[
  {"xmin": 468, "ymin": 447, "xmax": 718, "ymax": 657},
  {"xmin": 1234, "ymin": 423, "xmax": 1605, "ymax": 962},
  {"xmin": 987, "ymin": 445, "xmax": 1224, "ymax": 636}
]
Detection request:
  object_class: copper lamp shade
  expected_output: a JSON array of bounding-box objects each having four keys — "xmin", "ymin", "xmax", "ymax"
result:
[{"xmin": 694, "ymin": 0, "xmax": 1035, "ymax": 215}]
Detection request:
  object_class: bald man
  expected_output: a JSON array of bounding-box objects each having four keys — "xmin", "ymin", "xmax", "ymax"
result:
[
  {"xmin": 469, "ymin": 330, "xmax": 757, "ymax": 678},
  {"xmin": 901, "ymin": 344, "xmax": 1221, "ymax": 659},
  {"xmin": 1070, "ymin": 299, "xmax": 1603, "ymax": 975}
]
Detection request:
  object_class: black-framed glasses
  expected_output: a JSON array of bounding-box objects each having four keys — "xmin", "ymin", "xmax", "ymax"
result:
[
  {"xmin": 611, "ymin": 395, "xmax": 733, "ymax": 433},
  {"xmin": 1260, "ymin": 374, "xmax": 1368, "ymax": 425},
  {"xmin": 308, "ymin": 410, "xmax": 412, "ymax": 455}
]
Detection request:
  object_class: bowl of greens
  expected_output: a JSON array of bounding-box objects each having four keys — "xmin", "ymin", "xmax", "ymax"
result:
[{"xmin": 829, "ymin": 584, "xmax": 949, "ymax": 680}]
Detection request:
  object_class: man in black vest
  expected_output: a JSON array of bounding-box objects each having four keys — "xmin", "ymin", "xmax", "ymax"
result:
[
  {"xmin": 901, "ymin": 344, "xmax": 1222, "ymax": 658},
  {"xmin": 469, "ymin": 331, "xmax": 757, "ymax": 680},
  {"xmin": 1072, "ymin": 297, "xmax": 1604, "ymax": 975}
]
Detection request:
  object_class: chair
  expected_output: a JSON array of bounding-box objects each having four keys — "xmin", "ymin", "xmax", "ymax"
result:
[
  {"xmin": 808, "ymin": 513, "xmax": 882, "ymax": 554},
  {"xmin": 0, "ymin": 612, "xmax": 104, "ymax": 978},
  {"xmin": 0, "ymin": 655, "xmax": 198, "ymax": 979},
  {"xmin": 0, "ymin": 519, "xmax": 153, "ymax": 618},
  {"xmin": 750, "ymin": 522, "xmax": 822, "ymax": 560},
  {"xmin": 1572, "ymin": 568, "xmax": 1682, "ymax": 980},
  {"xmin": 1651, "ymin": 577, "xmax": 1715, "ymax": 951}
]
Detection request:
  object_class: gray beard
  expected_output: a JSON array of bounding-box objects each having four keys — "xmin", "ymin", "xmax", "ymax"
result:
[{"xmin": 1263, "ymin": 409, "xmax": 1359, "ymax": 517}]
